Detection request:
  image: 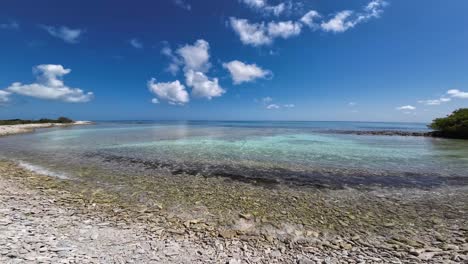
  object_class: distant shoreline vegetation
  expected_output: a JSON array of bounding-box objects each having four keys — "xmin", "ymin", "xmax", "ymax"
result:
[
  {"xmin": 429, "ymin": 108, "xmax": 468, "ymax": 139},
  {"xmin": 0, "ymin": 117, "xmax": 74, "ymax": 126}
]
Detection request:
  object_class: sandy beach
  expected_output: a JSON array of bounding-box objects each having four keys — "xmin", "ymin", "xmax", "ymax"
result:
[{"xmin": 0, "ymin": 121, "xmax": 92, "ymax": 137}]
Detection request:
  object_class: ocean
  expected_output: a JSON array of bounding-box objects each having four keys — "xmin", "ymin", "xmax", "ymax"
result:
[{"xmin": 1, "ymin": 121, "xmax": 467, "ymax": 188}]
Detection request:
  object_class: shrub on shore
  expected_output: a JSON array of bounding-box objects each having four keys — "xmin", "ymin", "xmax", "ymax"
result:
[
  {"xmin": 0, "ymin": 117, "xmax": 74, "ymax": 126},
  {"xmin": 429, "ymin": 108, "xmax": 468, "ymax": 139}
]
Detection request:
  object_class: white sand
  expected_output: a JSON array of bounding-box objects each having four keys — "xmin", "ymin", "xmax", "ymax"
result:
[{"xmin": 0, "ymin": 121, "xmax": 92, "ymax": 137}]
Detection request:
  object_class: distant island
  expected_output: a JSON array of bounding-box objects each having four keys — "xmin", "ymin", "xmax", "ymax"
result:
[
  {"xmin": 0, "ymin": 117, "xmax": 92, "ymax": 137},
  {"xmin": 0, "ymin": 117, "xmax": 74, "ymax": 126}
]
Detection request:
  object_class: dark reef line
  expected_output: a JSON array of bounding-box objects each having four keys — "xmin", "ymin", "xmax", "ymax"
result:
[
  {"xmin": 323, "ymin": 130, "xmax": 466, "ymax": 139},
  {"xmin": 83, "ymin": 152, "xmax": 468, "ymax": 189}
]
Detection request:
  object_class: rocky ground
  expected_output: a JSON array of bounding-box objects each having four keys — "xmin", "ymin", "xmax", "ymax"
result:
[{"xmin": 1, "ymin": 161, "xmax": 468, "ymax": 263}]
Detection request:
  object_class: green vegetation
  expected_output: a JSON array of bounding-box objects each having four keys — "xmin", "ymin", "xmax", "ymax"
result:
[
  {"xmin": 0, "ymin": 117, "xmax": 74, "ymax": 126},
  {"xmin": 429, "ymin": 108, "xmax": 468, "ymax": 139}
]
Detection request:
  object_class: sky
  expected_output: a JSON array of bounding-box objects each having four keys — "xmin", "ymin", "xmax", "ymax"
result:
[{"xmin": 1, "ymin": 0, "xmax": 468, "ymax": 122}]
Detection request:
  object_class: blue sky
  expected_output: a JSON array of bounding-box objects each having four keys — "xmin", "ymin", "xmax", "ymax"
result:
[{"xmin": 1, "ymin": 0, "xmax": 467, "ymax": 122}]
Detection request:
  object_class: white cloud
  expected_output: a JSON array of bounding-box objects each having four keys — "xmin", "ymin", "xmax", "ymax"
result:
[
  {"xmin": 229, "ymin": 18, "xmax": 301, "ymax": 46},
  {"xmin": 0, "ymin": 90, "xmax": 11, "ymax": 104},
  {"xmin": 260, "ymin": 97, "xmax": 293, "ymax": 109},
  {"xmin": 159, "ymin": 39, "xmax": 225, "ymax": 102},
  {"xmin": 418, "ymin": 98, "xmax": 451, "ymax": 106},
  {"xmin": 396, "ymin": 105, "xmax": 416, "ymax": 111},
  {"xmin": 176, "ymin": 39, "xmax": 211, "ymax": 73},
  {"xmin": 161, "ymin": 45, "xmax": 182, "ymax": 75},
  {"xmin": 241, "ymin": 0, "xmax": 265, "ymax": 8},
  {"xmin": 300, "ymin": 10, "xmax": 321, "ymax": 29},
  {"xmin": 267, "ymin": 21, "xmax": 302, "ymax": 39},
  {"xmin": 129, "ymin": 38, "xmax": 143, "ymax": 49},
  {"xmin": 321, "ymin": 0, "xmax": 387, "ymax": 33},
  {"xmin": 151, "ymin": 98, "xmax": 160, "ymax": 104},
  {"xmin": 413, "ymin": 88, "xmax": 468, "ymax": 107},
  {"xmin": 447, "ymin": 89, "xmax": 468, "ymax": 99},
  {"xmin": 321, "ymin": 11, "xmax": 355, "ymax": 33},
  {"xmin": 161, "ymin": 46, "xmax": 172, "ymax": 57},
  {"xmin": 40, "ymin": 25, "xmax": 83, "ymax": 43},
  {"xmin": 0, "ymin": 21, "xmax": 19, "ymax": 30},
  {"xmin": 348, "ymin": 102, "xmax": 357, "ymax": 106},
  {"xmin": 265, "ymin": 3, "xmax": 287, "ymax": 16},
  {"xmin": 5, "ymin": 64, "xmax": 93, "ymax": 103},
  {"xmin": 173, "ymin": 0, "xmax": 191, "ymax": 10},
  {"xmin": 363, "ymin": 0, "xmax": 387, "ymax": 19},
  {"xmin": 240, "ymin": 0, "xmax": 287, "ymax": 16},
  {"xmin": 229, "ymin": 18, "xmax": 272, "ymax": 46},
  {"xmin": 261, "ymin": 96, "xmax": 273, "ymax": 103},
  {"xmin": 185, "ymin": 70, "xmax": 225, "ymax": 99},
  {"xmin": 147, "ymin": 78, "xmax": 189, "ymax": 105},
  {"xmin": 223, "ymin": 60, "xmax": 271, "ymax": 84},
  {"xmin": 232, "ymin": 0, "xmax": 387, "ymax": 45},
  {"xmin": 266, "ymin": 104, "xmax": 280, "ymax": 109}
]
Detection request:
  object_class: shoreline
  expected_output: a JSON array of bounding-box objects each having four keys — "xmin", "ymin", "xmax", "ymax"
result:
[
  {"xmin": 0, "ymin": 121, "xmax": 93, "ymax": 137},
  {"xmin": 1, "ymin": 160, "xmax": 467, "ymax": 262}
]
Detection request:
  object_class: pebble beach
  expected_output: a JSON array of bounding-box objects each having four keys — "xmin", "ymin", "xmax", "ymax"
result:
[{"xmin": 1, "ymin": 125, "xmax": 468, "ymax": 263}]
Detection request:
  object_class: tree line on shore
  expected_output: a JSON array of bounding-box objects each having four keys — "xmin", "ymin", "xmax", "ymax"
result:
[
  {"xmin": 429, "ymin": 108, "xmax": 468, "ymax": 139},
  {"xmin": 0, "ymin": 117, "xmax": 74, "ymax": 126}
]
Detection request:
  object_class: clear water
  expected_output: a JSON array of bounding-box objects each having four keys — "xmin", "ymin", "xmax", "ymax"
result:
[{"xmin": 1, "ymin": 121, "xmax": 468, "ymax": 188}]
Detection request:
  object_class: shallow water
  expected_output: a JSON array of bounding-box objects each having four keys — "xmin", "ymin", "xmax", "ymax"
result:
[{"xmin": 1, "ymin": 121, "xmax": 468, "ymax": 188}]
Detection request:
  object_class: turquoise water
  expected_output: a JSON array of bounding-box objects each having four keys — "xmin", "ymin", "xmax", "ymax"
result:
[{"xmin": 1, "ymin": 121, "xmax": 467, "ymax": 188}]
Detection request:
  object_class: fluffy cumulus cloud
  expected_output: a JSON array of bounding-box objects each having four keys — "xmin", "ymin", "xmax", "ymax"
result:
[
  {"xmin": 267, "ymin": 21, "xmax": 302, "ymax": 38},
  {"xmin": 147, "ymin": 78, "xmax": 189, "ymax": 105},
  {"xmin": 300, "ymin": 10, "xmax": 321, "ymax": 29},
  {"xmin": 40, "ymin": 25, "xmax": 83, "ymax": 43},
  {"xmin": 229, "ymin": 18, "xmax": 272, "ymax": 46},
  {"xmin": 185, "ymin": 70, "xmax": 225, "ymax": 99},
  {"xmin": 229, "ymin": 18, "xmax": 301, "ymax": 46},
  {"xmin": 157, "ymin": 39, "xmax": 224, "ymax": 101},
  {"xmin": 231, "ymin": 0, "xmax": 388, "ymax": 45},
  {"xmin": 320, "ymin": 11, "xmax": 355, "ymax": 33},
  {"xmin": 176, "ymin": 39, "xmax": 211, "ymax": 73},
  {"xmin": 396, "ymin": 105, "xmax": 416, "ymax": 111},
  {"xmin": 240, "ymin": 0, "xmax": 287, "ymax": 16},
  {"xmin": 223, "ymin": 60, "xmax": 271, "ymax": 84},
  {"xmin": 447, "ymin": 89, "xmax": 468, "ymax": 99},
  {"xmin": 0, "ymin": 90, "xmax": 11, "ymax": 104},
  {"xmin": 129, "ymin": 38, "xmax": 143, "ymax": 49},
  {"xmin": 5, "ymin": 64, "xmax": 93, "ymax": 103}
]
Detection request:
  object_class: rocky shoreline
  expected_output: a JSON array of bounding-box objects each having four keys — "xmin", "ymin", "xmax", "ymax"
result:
[
  {"xmin": 0, "ymin": 121, "xmax": 93, "ymax": 137},
  {"xmin": 323, "ymin": 130, "xmax": 433, "ymax": 137},
  {"xmin": 323, "ymin": 129, "xmax": 468, "ymax": 139},
  {"xmin": 1, "ymin": 160, "xmax": 468, "ymax": 263}
]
